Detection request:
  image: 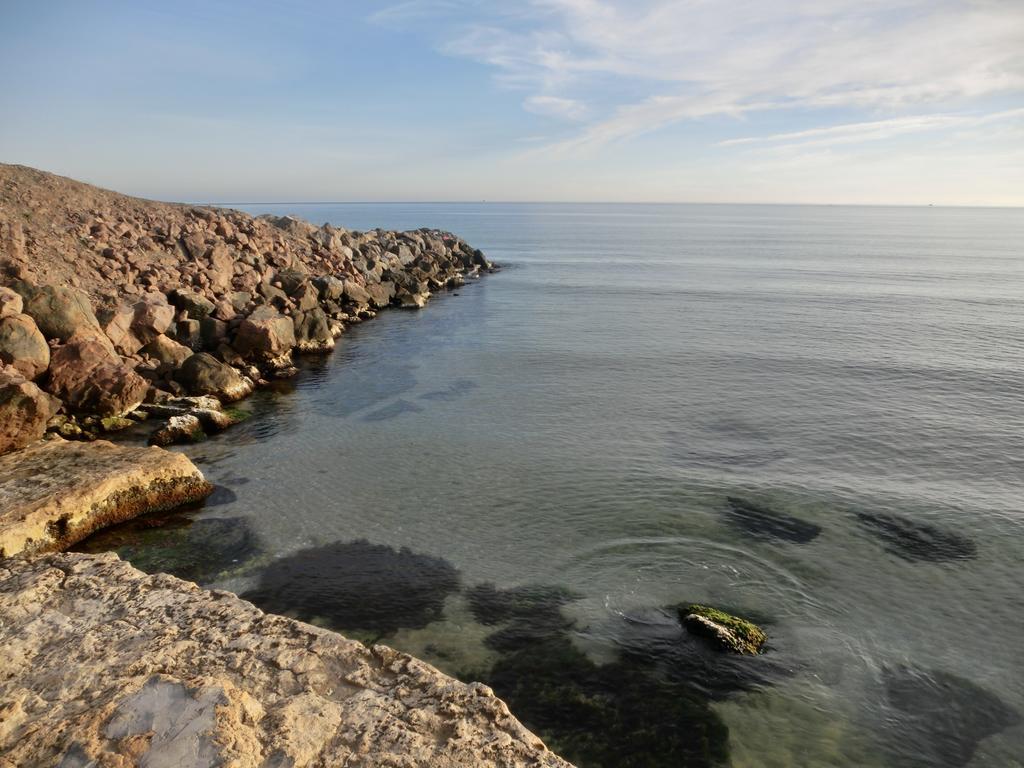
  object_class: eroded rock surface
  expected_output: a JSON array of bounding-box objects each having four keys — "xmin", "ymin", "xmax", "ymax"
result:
[
  {"xmin": 0, "ymin": 438, "xmax": 212, "ymax": 557},
  {"xmin": 0, "ymin": 552, "xmax": 573, "ymax": 768}
]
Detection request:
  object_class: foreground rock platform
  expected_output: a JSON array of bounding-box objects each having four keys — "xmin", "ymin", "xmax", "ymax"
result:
[
  {"xmin": 0, "ymin": 438, "xmax": 212, "ymax": 557},
  {"xmin": 0, "ymin": 552, "xmax": 573, "ymax": 768}
]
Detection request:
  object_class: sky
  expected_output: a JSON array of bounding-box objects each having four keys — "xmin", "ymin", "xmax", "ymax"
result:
[{"xmin": 1, "ymin": 0, "xmax": 1022, "ymax": 205}]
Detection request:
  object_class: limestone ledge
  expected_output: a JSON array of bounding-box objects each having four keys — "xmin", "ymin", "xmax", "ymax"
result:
[
  {"xmin": 0, "ymin": 438, "xmax": 212, "ymax": 558},
  {"xmin": 0, "ymin": 552, "xmax": 573, "ymax": 768}
]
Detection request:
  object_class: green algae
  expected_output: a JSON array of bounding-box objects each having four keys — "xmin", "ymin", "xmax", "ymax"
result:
[{"xmin": 678, "ymin": 605, "xmax": 767, "ymax": 655}]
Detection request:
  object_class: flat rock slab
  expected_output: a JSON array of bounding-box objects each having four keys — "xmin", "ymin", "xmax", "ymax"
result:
[
  {"xmin": 0, "ymin": 438, "xmax": 212, "ymax": 557},
  {"xmin": 0, "ymin": 552, "xmax": 573, "ymax": 768}
]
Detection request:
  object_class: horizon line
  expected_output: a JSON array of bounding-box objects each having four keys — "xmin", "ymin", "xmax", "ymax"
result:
[{"xmin": 194, "ymin": 200, "xmax": 1024, "ymax": 210}]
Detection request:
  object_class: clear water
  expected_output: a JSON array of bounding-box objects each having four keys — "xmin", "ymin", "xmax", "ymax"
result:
[{"xmin": 83, "ymin": 204, "xmax": 1024, "ymax": 767}]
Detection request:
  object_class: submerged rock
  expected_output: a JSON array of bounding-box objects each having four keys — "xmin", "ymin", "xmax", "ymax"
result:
[
  {"xmin": 0, "ymin": 552, "xmax": 570, "ymax": 768},
  {"xmin": 74, "ymin": 512, "xmax": 260, "ymax": 584},
  {"xmin": 855, "ymin": 511, "xmax": 977, "ymax": 562},
  {"xmin": 0, "ymin": 438, "xmax": 212, "ymax": 557},
  {"xmin": 679, "ymin": 604, "xmax": 767, "ymax": 655},
  {"xmin": 724, "ymin": 496, "xmax": 822, "ymax": 544},
  {"xmin": 881, "ymin": 664, "xmax": 1020, "ymax": 767},
  {"xmin": 242, "ymin": 539, "xmax": 460, "ymax": 636},
  {"xmin": 465, "ymin": 583, "xmax": 733, "ymax": 768}
]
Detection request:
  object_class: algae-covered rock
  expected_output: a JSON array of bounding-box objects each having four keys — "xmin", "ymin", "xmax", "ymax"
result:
[{"xmin": 679, "ymin": 604, "xmax": 767, "ymax": 655}]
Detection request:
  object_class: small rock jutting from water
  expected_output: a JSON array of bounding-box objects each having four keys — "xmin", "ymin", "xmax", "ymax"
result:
[{"xmin": 679, "ymin": 604, "xmax": 767, "ymax": 655}]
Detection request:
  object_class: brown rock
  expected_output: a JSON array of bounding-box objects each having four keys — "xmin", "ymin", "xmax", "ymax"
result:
[
  {"xmin": 233, "ymin": 306, "xmax": 296, "ymax": 360},
  {"xmin": 142, "ymin": 333, "xmax": 192, "ymax": 372},
  {"xmin": 98, "ymin": 304, "xmax": 144, "ymax": 356},
  {"xmin": 0, "ymin": 313, "xmax": 50, "ymax": 379},
  {"xmin": 0, "ymin": 367, "xmax": 60, "ymax": 455},
  {"xmin": 0, "ymin": 286, "xmax": 23, "ymax": 318},
  {"xmin": 131, "ymin": 293, "xmax": 175, "ymax": 343},
  {"xmin": 46, "ymin": 334, "xmax": 148, "ymax": 416}
]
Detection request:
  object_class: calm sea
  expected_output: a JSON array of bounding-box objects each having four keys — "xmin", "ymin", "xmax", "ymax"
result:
[{"xmin": 83, "ymin": 204, "xmax": 1024, "ymax": 767}]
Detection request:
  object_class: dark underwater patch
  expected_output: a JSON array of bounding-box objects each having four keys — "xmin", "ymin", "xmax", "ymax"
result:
[
  {"xmin": 242, "ymin": 539, "xmax": 459, "ymax": 635},
  {"xmin": 418, "ymin": 379, "xmax": 480, "ymax": 402},
  {"xmin": 362, "ymin": 398, "xmax": 424, "ymax": 422},
  {"xmin": 723, "ymin": 496, "xmax": 822, "ymax": 544},
  {"xmin": 855, "ymin": 511, "xmax": 977, "ymax": 562},
  {"xmin": 881, "ymin": 665, "xmax": 1019, "ymax": 767},
  {"xmin": 203, "ymin": 485, "xmax": 239, "ymax": 507},
  {"xmin": 486, "ymin": 635, "xmax": 730, "ymax": 768},
  {"xmin": 467, "ymin": 582, "xmax": 582, "ymax": 654},
  {"xmin": 457, "ymin": 584, "xmax": 777, "ymax": 768},
  {"xmin": 73, "ymin": 513, "xmax": 260, "ymax": 584}
]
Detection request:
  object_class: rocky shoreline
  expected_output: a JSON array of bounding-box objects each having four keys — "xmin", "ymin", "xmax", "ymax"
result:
[{"xmin": 0, "ymin": 165, "xmax": 574, "ymax": 766}]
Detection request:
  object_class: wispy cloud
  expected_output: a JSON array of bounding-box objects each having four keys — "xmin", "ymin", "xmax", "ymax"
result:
[
  {"xmin": 397, "ymin": 0, "xmax": 1024, "ymax": 154},
  {"xmin": 523, "ymin": 94, "xmax": 588, "ymax": 120},
  {"xmin": 720, "ymin": 108, "xmax": 1024, "ymax": 151}
]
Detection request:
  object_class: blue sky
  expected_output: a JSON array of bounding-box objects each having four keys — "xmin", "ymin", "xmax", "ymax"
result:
[{"xmin": 1, "ymin": 0, "xmax": 1022, "ymax": 204}]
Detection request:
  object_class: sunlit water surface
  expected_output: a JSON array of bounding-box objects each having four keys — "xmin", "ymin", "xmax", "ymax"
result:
[{"xmin": 82, "ymin": 204, "xmax": 1024, "ymax": 768}]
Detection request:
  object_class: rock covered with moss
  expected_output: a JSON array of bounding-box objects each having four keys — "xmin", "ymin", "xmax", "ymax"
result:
[{"xmin": 679, "ymin": 604, "xmax": 767, "ymax": 655}]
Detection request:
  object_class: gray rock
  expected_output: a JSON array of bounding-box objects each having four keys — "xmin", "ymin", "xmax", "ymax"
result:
[
  {"xmin": 0, "ymin": 313, "xmax": 50, "ymax": 379},
  {"xmin": 15, "ymin": 283, "xmax": 114, "ymax": 352},
  {"xmin": 294, "ymin": 307, "xmax": 335, "ymax": 353},
  {"xmin": 171, "ymin": 289, "xmax": 216, "ymax": 320},
  {"xmin": 175, "ymin": 353, "xmax": 253, "ymax": 403}
]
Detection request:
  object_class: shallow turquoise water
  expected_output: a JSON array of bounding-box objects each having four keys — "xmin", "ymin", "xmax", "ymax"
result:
[{"xmin": 83, "ymin": 204, "xmax": 1024, "ymax": 767}]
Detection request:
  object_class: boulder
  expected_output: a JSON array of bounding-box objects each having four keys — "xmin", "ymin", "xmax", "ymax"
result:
[
  {"xmin": 0, "ymin": 367, "xmax": 60, "ymax": 455},
  {"xmin": 46, "ymin": 335, "xmax": 148, "ymax": 417},
  {"xmin": 294, "ymin": 307, "xmax": 335, "ymax": 353},
  {"xmin": 292, "ymin": 281, "xmax": 320, "ymax": 312},
  {"xmin": 170, "ymin": 289, "xmax": 215, "ymax": 320},
  {"xmin": 679, "ymin": 604, "xmax": 767, "ymax": 655},
  {"xmin": 149, "ymin": 414, "xmax": 204, "ymax": 446},
  {"xmin": 130, "ymin": 294, "xmax": 174, "ymax": 344},
  {"xmin": 98, "ymin": 305, "xmax": 144, "ymax": 356},
  {"xmin": 0, "ymin": 287, "xmax": 23, "ymax": 318},
  {"xmin": 207, "ymin": 245, "xmax": 235, "ymax": 291},
  {"xmin": 142, "ymin": 334, "xmax": 192, "ymax": 372},
  {"xmin": 175, "ymin": 318, "xmax": 202, "ymax": 350},
  {"xmin": 0, "ymin": 313, "xmax": 50, "ymax": 379},
  {"xmin": 16, "ymin": 283, "xmax": 114, "ymax": 352},
  {"xmin": 233, "ymin": 306, "xmax": 295, "ymax": 361},
  {"xmin": 175, "ymin": 353, "xmax": 253, "ymax": 402},
  {"xmin": 342, "ymin": 280, "xmax": 371, "ymax": 306},
  {"xmin": 363, "ymin": 281, "xmax": 396, "ymax": 308},
  {"xmin": 314, "ymin": 275, "xmax": 345, "ymax": 302}
]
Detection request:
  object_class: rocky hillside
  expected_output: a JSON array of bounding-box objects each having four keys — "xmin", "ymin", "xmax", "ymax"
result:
[{"xmin": 0, "ymin": 164, "xmax": 492, "ymax": 452}]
